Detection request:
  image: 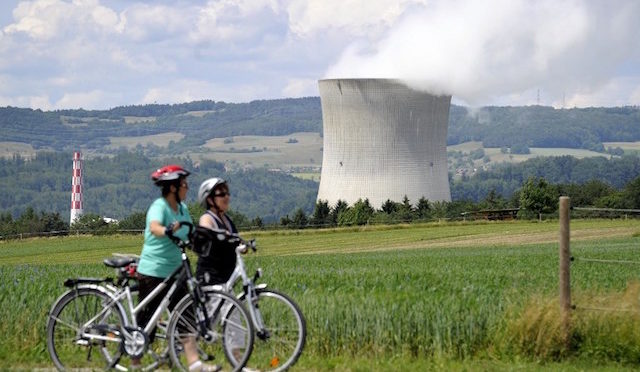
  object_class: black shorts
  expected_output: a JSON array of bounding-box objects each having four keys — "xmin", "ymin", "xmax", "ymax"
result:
[{"xmin": 136, "ymin": 273, "xmax": 188, "ymax": 342}]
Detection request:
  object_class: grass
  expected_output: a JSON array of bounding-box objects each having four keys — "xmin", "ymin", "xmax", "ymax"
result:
[
  {"xmin": 107, "ymin": 132, "xmax": 185, "ymax": 149},
  {"xmin": 603, "ymin": 141, "xmax": 640, "ymax": 151},
  {"xmin": 0, "ymin": 141, "xmax": 37, "ymax": 159},
  {"xmin": 198, "ymin": 132, "xmax": 323, "ymax": 170},
  {"xmin": 2, "ymin": 219, "xmax": 640, "ymax": 370}
]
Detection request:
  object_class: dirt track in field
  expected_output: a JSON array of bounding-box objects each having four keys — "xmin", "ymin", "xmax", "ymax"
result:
[{"xmin": 288, "ymin": 226, "xmax": 638, "ymax": 255}]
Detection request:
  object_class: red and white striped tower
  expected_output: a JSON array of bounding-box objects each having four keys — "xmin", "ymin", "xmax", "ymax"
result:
[{"xmin": 70, "ymin": 152, "xmax": 84, "ymax": 225}]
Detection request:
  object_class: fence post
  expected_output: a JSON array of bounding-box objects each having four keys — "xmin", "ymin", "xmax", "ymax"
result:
[{"xmin": 559, "ymin": 196, "xmax": 571, "ymax": 351}]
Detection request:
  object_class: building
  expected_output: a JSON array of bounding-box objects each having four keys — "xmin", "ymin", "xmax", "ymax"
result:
[{"xmin": 316, "ymin": 79, "xmax": 452, "ymax": 208}]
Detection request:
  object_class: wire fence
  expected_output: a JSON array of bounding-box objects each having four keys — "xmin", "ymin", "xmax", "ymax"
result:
[{"xmin": 563, "ymin": 203, "xmax": 640, "ymax": 316}]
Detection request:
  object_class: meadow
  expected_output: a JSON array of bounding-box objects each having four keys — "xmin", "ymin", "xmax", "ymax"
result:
[{"xmin": 2, "ymin": 219, "xmax": 640, "ymax": 370}]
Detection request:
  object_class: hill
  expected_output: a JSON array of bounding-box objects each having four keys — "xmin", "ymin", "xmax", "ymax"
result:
[{"xmin": 2, "ymin": 99, "xmax": 640, "ymax": 157}]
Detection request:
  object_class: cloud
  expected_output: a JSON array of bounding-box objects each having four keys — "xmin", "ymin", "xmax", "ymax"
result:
[
  {"xmin": 286, "ymin": 0, "xmax": 427, "ymax": 38},
  {"xmin": 1, "ymin": 0, "xmax": 639, "ymax": 110},
  {"xmin": 189, "ymin": 0, "xmax": 285, "ymax": 45},
  {"xmin": 3, "ymin": 0, "xmax": 122, "ymax": 40},
  {"xmin": 118, "ymin": 3, "xmax": 192, "ymax": 42},
  {"xmin": 325, "ymin": 0, "xmax": 640, "ymax": 106},
  {"xmin": 141, "ymin": 79, "xmax": 271, "ymax": 104},
  {"xmin": 564, "ymin": 76, "xmax": 640, "ymax": 108},
  {"xmin": 55, "ymin": 89, "xmax": 120, "ymax": 109},
  {"xmin": 282, "ymin": 78, "xmax": 317, "ymax": 97}
]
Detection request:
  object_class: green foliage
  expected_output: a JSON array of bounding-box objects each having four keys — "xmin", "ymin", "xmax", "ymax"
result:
[
  {"xmin": 116, "ymin": 211, "xmax": 146, "ymax": 231},
  {"xmin": 310, "ymin": 200, "xmax": 331, "ymax": 227},
  {"xmin": 70, "ymin": 213, "xmax": 113, "ymax": 234},
  {"xmin": 337, "ymin": 198, "xmax": 375, "ymax": 226},
  {"xmin": 4, "ymin": 101, "xmax": 640, "ymax": 156},
  {"xmin": 0, "ymin": 98, "xmax": 322, "ymax": 152},
  {"xmin": 0, "ymin": 207, "xmax": 67, "ymax": 237},
  {"xmin": 329, "ymin": 200, "xmax": 348, "ymax": 226},
  {"xmin": 451, "ymin": 155, "xmax": 640, "ymax": 202},
  {"xmin": 510, "ymin": 143, "xmax": 531, "ymax": 154},
  {"xmin": 291, "ymin": 208, "xmax": 309, "ymax": 228},
  {"xmin": 0, "ymin": 151, "xmax": 317, "ymax": 224},
  {"xmin": 519, "ymin": 177, "xmax": 557, "ymax": 220},
  {"xmin": 448, "ymin": 104, "xmax": 640, "ymax": 150}
]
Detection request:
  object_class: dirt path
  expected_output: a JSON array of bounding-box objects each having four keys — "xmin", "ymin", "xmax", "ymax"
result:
[{"xmin": 287, "ymin": 226, "xmax": 637, "ymax": 255}]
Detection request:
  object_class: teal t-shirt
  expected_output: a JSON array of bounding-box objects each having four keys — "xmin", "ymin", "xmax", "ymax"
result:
[{"xmin": 137, "ymin": 198, "xmax": 193, "ymax": 278}]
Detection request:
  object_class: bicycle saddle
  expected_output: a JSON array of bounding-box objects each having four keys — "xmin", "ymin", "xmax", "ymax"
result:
[{"xmin": 103, "ymin": 257, "xmax": 137, "ymax": 268}]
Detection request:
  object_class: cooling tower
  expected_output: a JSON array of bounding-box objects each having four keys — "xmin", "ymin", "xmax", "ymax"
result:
[{"xmin": 317, "ymin": 79, "xmax": 452, "ymax": 208}]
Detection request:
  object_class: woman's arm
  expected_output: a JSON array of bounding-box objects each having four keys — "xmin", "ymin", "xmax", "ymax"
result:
[
  {"xmin": 199, "ymin": 213, "xmax": 217, "ymax": 230},
  {"xmin": 149, "ymin": 220, "xmax": 179, "ymax": 237}
]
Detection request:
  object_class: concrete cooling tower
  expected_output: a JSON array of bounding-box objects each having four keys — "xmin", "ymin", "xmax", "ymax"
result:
[{"xmin": 317, "ymin": 79, "xmax": 452, "ymax": 208}]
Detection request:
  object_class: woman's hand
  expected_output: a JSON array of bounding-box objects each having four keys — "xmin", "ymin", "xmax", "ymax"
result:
[{"xmin": 150, "ymin": 220, "xmax": 180, "ymax": 237}]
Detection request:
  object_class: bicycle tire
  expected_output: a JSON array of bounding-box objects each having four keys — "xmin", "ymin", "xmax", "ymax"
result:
[
  {"xmin": 46, "ymin": 286, "xmax": 127, "ymax": 371},
  {"xmin": 167, "ymin": 290, "xmax": 255, "ymax": 372},
  {"xmin": 237, "ymin": 288, "xmax": 306, "ymax": 372}
]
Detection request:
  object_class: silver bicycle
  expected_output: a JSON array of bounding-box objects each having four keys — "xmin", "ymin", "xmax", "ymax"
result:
[
  {"xmin": 202, "ymin": 232, "xmax": 306, "ymax": 371},
  {"xmin": 46, "ymin": 222, "xmax": 255, "ymax": 371}
]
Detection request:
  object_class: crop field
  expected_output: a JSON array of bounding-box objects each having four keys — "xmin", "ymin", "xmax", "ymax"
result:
[
  {"xmin": 2, "ymin": 219, "xmax": 640, "ymax": 370},
  {"xmin": 107, "ymin": 132, "xmax": 186, "ymax": 149},
  {"xmin": 123, "ymin": 116, "xmax": 156, "ymax": 124},
  {"xmin": 449, "ymin": 141, "xmax": 610, "ymax": 163},
  {"xmin": 199, "ymin": 132, "xmax": 323, "ymax": 170},
  {"xmin": 0, "ymin": 141, "xmax": 37, "ymax": 159},
  {"xmin": 603, "ymin": 141, "xmax": 640, "ymax": 151}
]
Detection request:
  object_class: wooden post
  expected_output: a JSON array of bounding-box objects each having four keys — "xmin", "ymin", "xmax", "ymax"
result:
[{"xmin": 559, "ymin": 196, "xmax": 571, "ymax": 351}]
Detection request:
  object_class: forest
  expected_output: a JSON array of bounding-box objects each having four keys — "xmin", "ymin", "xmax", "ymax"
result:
[{"xmin": 1, "ymin": 151, "xmax": 640, "ymax": 237}]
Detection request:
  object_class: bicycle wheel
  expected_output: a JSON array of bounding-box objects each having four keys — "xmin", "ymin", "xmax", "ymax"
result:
[
  {"xmin": 167, "ymin": 291, "xmax": 255, "ymax": 372},
  {"xmin": 237, "ymin": 289, "xmax": 306, "ymax": 372},
  {"xmin": 47, "ymin": 287, "xmax": 127, "ymax": 371}
]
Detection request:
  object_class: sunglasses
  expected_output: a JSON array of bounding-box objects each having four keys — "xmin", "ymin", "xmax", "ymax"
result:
[{"xmin": 214, "ymin": 191, "xmax": 230, "ymax": 197}]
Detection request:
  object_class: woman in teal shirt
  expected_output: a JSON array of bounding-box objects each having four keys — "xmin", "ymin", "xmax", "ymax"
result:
[{"xmin": 134, "ymin": 165, "xmax": 218, "ymax": 372}]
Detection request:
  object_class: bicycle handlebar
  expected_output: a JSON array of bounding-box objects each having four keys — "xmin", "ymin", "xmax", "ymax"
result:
[
  {"xmin": 166, "ymin": 221, "xmax": 195, "ymax": 249},
  {"xmin": 201, "ymin": 227, "xmax": 257, "ymax": 253},
  {"xmin": 167, "ymin": 222, "xmax": 257, "ymax": 253}
]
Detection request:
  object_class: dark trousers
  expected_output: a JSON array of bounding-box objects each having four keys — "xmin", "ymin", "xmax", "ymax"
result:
[{"xmin": 136, "ymin": 273, "xmax": 188, "ymax": 342}]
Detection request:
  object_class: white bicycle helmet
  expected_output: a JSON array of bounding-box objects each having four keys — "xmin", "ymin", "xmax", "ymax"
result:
[{"xmin": 198, "ymin": 177, "xmax": 227, "ymax": 208}]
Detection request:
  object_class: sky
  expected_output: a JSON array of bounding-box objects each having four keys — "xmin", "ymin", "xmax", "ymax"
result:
[{"xmin": 1, "ymin": 0, "xmax": 639, "ymax": 110}]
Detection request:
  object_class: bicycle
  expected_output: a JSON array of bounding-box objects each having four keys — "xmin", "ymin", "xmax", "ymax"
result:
[
  {"xmin": 46, "ymin": 222, "xmax": 255, "ymax": 371},
  {"xmin": 199, "ymin": 230, "xmax": 306, "ymax": 371}
]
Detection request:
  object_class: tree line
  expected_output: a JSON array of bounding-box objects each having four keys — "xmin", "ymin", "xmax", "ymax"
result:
[
  {"xmin": 3, "ymin": 173, "xmax": 639, "ymax": 239},
  {"xmin": 2, "ymin": 151, "xmax": 640, "ymax": 230}
]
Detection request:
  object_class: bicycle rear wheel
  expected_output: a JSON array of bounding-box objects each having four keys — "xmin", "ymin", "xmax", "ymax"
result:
[
  {"xmin": 238, "ymin": 289, "xmax": 306, "ymax": 372},
  {"xmin": 167, "ymin": 291, "xmax": 254, "ymax": 372},
  {"xmin": 46, "ymin": 287, "xmax": 126, "ymax": 371}
]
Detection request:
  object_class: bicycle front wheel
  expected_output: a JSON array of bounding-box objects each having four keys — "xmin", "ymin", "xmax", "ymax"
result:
[
  {"xmin": 239, "ymin": 289, "xmax": 306, "ymax": 372},
  {"xmin": 46, "ymin": 287, "xmax": 126, "ymax": 371},
  {"xmin": 167, "ymin": 291, "xmax": 255, "ymax": 372}
]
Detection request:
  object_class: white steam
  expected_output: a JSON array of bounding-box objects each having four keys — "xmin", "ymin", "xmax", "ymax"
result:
[{"xmin": 325, "ymin": 0, "xmax": 640, "ymax": 106}]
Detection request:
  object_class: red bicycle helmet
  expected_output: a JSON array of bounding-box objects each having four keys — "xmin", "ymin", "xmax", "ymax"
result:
[{"xmin": 151, "ymin": 165, "xmax": 190, "ymax": 185}]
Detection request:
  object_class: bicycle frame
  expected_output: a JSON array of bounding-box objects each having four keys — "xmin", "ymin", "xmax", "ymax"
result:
[
  {"xmin": 67, "ymin": 258, "xmax": 192, "ymax": 354},
  {"xmin": 203, "ymin": 244, "xmax": 268, "ymax": 337}
]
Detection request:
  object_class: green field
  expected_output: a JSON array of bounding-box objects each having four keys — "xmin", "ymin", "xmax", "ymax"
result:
[
  {"xmin": 603, "ymin": 141, "xmax": 640, "ymax": 151},
  {"xmin": 0, "ymin": 141, "xmax": 37, "ymax": 159},
  {"xmin": 107, "ymin": 132, "xmax": 185, "ymax": 149},
  {"xmin": 2, "ymin": 220, "xmax": 640, "ymax": 370},
  {"xmin": 198, "ymin": 131, "xmax": 323, "ymax": 170}
]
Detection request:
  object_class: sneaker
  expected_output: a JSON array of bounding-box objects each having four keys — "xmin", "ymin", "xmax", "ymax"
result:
[{"xmin": 188, "ymin": 360, "xmax": 221, "ymax": 372}]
